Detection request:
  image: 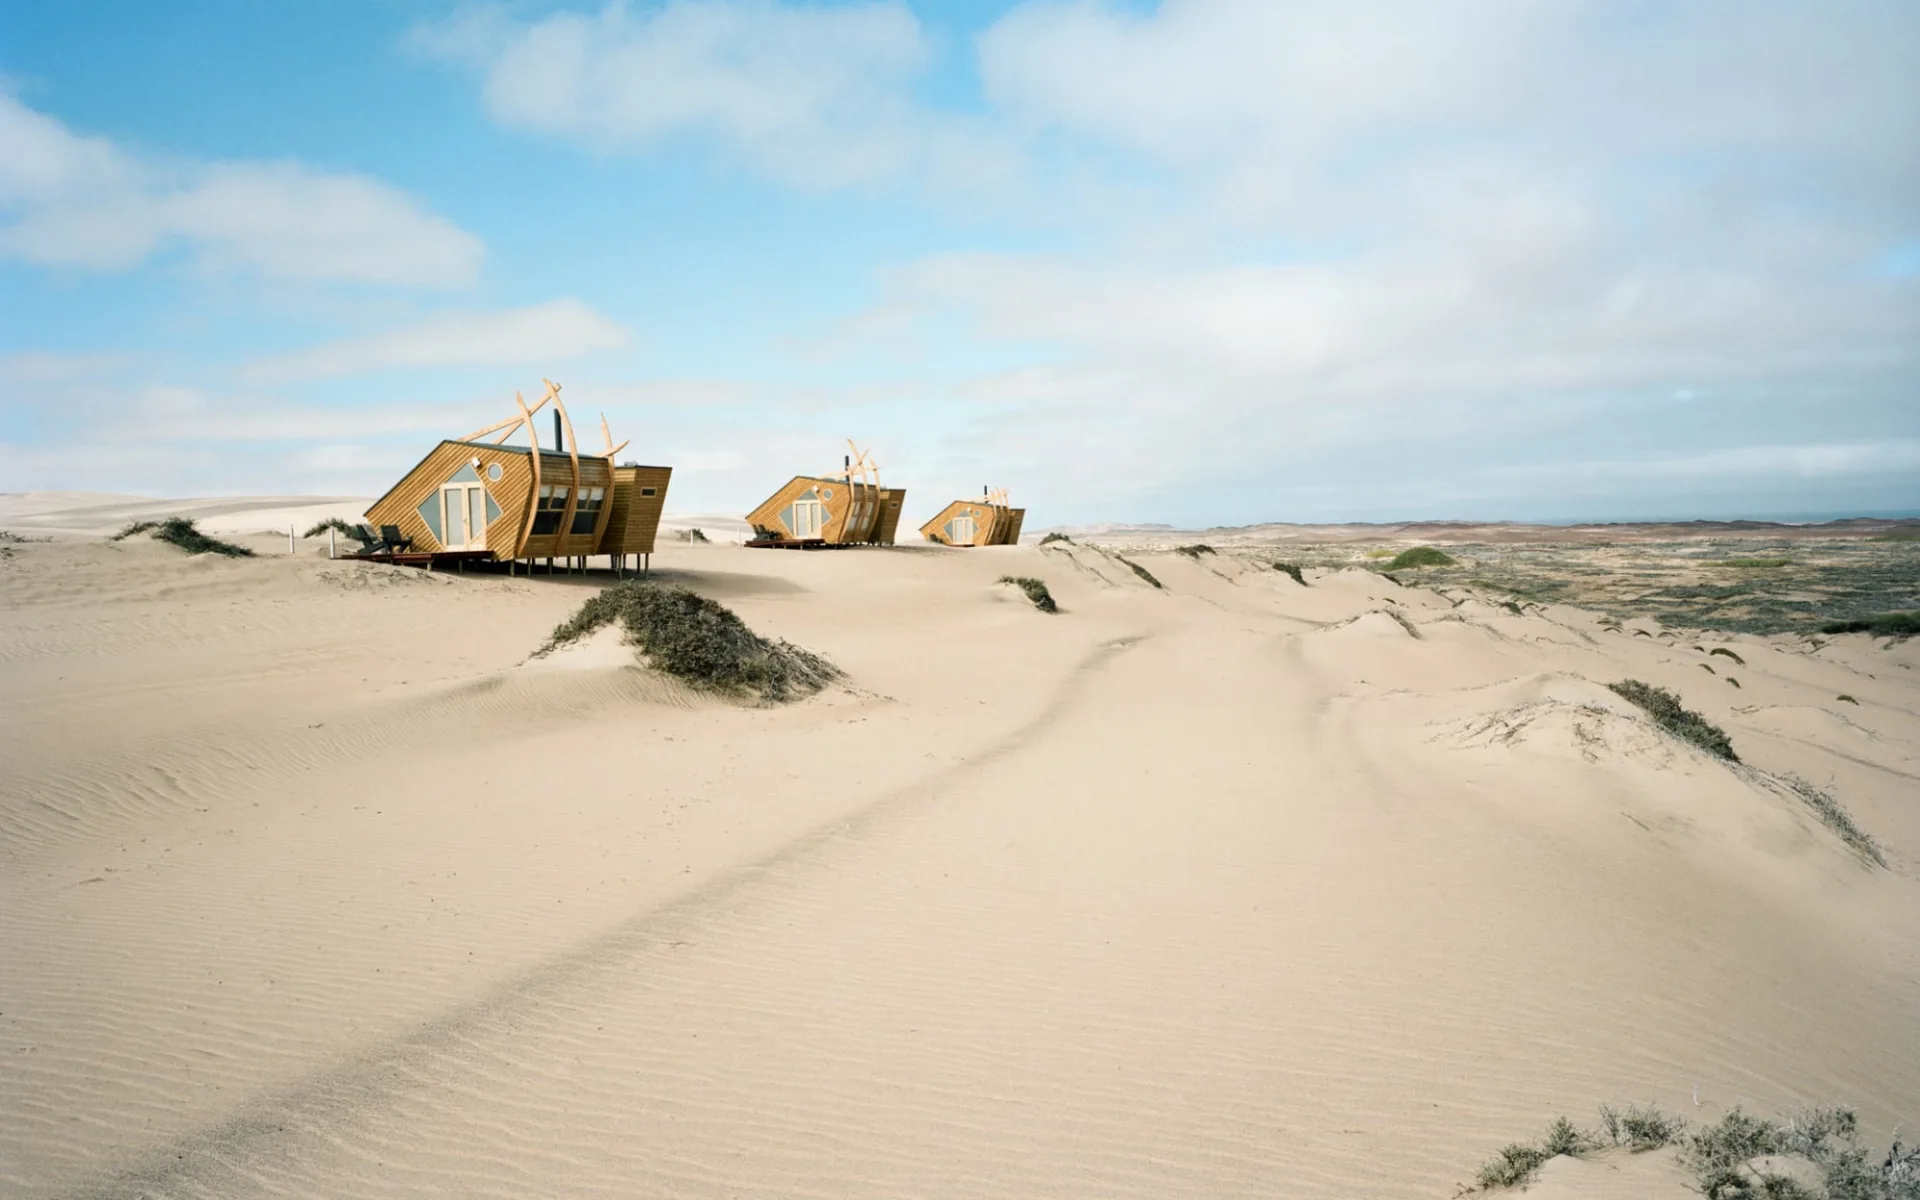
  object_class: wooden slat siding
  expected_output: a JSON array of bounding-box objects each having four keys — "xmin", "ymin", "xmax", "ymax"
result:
[
  {"xmin": 746, "ymin": 475, "xmax": 853, "ymax": 542},
  {"xmin": 1002, "ymin": 508, "xmax": 1026, "ymax": 544},
  {"xmin": 365, "ymin": 440, "xmax": 535, "ymax": 559},
  {"xmin": 521, "ymin": 453, "xmax": 614, "ymax": 559},
  {"xmin": 600, "ymin": 465, "xmax": 673, "ymax": 554},
  {"xmin": 872, "ymin": 488, "xmax": 906, "ymax": 545}
]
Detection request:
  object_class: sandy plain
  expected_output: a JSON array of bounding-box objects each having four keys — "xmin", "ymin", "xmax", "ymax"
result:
[{"xmin": 1, "ymin": 493, "xmax": 1916, "ymax": 1198}]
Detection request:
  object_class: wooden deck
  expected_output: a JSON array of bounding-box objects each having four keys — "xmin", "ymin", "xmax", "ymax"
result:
[{"xmin": 341, "ymin": 550, "xmax": 499, "ymax": 570}]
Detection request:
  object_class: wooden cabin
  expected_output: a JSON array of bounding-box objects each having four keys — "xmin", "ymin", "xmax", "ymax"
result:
[
  {"xmin": 745, "ymin": 442, "xmax": 903, "ymax": 546},
  {"xmin": 921, "ymin": 489, "xmax": 1024, "ymax": 546},
  {"xmin": 362, "ymin": 380, "xmax": 671, "ymax": 571}
]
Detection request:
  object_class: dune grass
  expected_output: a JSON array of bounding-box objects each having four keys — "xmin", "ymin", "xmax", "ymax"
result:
[
  {"xmin": 1115, "ymin": 555, "xmax": 1163, "ymax": 589},
  {"xmin": 1271, "ymin": 561, "xmax": 1307, "ymax": 585},
  {"xmin": 537, "ymin": 580, "xmax": 840, "ymax": 703},
  {"xmin": 1175, "ymin": 543, "xmax": 1215, "ymax": 558},
  {"xmin": 1778, "ymin": 775, "xmax": 1884, "ymax": 865},
  {"xmin": 1471, "ymin": 1103, "xmax": 1920, "ymax": 1197},
  {"xmin": 1608, "ymin": 680, "xmax": 1738, "ymax": 761},
  {"xmin": 1039, "ymin": 531, "xmax": 1073, "ymax": 545},
  {"xmin": 1710, "ymin": 647, "xmax": 1746, "ymax": 665},
  {"xmin": 1387, "ymin": 546, "xmax": 1457, "ymax": 570},
  {"xmin": 1837, "ymin": 694, "xmax": 1858, "ymax": 705},
  {"xmin": 111, "ymin": 517, "xmax": 254, "ymax": 558},
  {"xmin": 998, "ymin": 575, "xmax": 1058, "ymax": 613},
  {"xmin": 1819, "ymin": 613, "xmax": 1919, "ymax": 640}
]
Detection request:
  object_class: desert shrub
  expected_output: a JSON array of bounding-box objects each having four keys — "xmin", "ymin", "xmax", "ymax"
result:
[
  {"xmin": 1779, "ymin": 775, "xmax": 1883, "ymax": 865},
  {"xmin": 1710, "ymin": 647, "xmax": 1747, "ymax": 665},
  {"xmin": 1702, "ymin": 663, "xmax": 1718, "ymax": 674},
  {"xmin": 1387, "ymin": 546, "xmax": 1457, "ymax": 569},
  {"xmin": 537, "ymin": 581, "xmax": 840, "ymax": 703},
  {"xmin": 1472, "ymin": 1116, "xmax": 1600, "ymax": 1190},
  {"xmin": 1728, "ymin": 676, "xmax": 1741, "ymax": 688},
  {"xmin": 1116, "ymin": 556, "xmax": 1162, "ymax": 589},
  {"xmin": 1819, "ymin": 613, "xmax": 1920, "ymax": 640},
  {"xmin": 113, "ymin": 517, "xmax": 253, "ymax": 558},
  {"xmin": 674, "ymin": 527, "xmax": 711, "ymax": 543},
  {"xmin": 1039, "ymin": 531, "xmax": 1072, "ymax": 545},
  {"xmin": 1175, "ymin": 544, "xmax": 1215, "ymax": 558},
  {"xmin": 998, "ymin": 575, "xmax": 1058, "ymax": 613},
  {"xmin": 1837, "ymin": 694, "xmax": 1858, "ymax": 705},
  {"xmin": 1476, "ymin": 1142, "xmax": 1552, "ymax": 1189},
  {"xmin": 1271, "ymin": 561, "xmax": 1307, "ymax": 585},
  {"xmin": 1599, "ymin": 1103, "xmax": 1688, "ymax": 1152},
  {"xmin": 303, "ymin": 517, "xmax": 359, "ymax": 539},
  {"xmin": 1608, "ymin": 680, "xmax": 1738, "ymax": 761}
]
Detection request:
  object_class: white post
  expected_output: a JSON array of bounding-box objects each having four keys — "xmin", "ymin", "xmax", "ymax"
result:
[
  {"xmin": 329, "ymin": 527, "xmax": 336, "ymax": 559},
  {"xmin": 288, "ymin": 524, "xmax": 295, "ymax": 554}
]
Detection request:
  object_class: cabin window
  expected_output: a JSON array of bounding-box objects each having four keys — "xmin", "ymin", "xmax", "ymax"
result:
[
  {"xmin": 570, "ymin": 487, "xmax": 606, "ymax": 535},
  {"xmin": 487, "ymin": 463, "xmax": 503, "ymax": 482},
  {"xmin": 947, "ymin": 514, "xmax": 977, "ymax": 543},
  {"xmin": 640, "ymin": 487, "xmax": 657, "ymax": 497},
  {"xmin": 415, "ymin": 494, "xmax": 443, "ymax": 543},
  {"xmin": 531, "ymin": 485, "xmax": 570, "ymax": 535}
]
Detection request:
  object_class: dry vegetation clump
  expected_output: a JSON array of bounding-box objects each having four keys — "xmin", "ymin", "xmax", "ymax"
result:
[
  {"xmin": 1116, "ymin": 555, "xmax": 1163, "ymax": 589},
  {"xmin": 1271, "ymin": 561, "xmax": 1307, "ymax": 585},
  {"xmin": 1777, "ymin": 775, "xmax": 1884, "ymax": 865},
  {"xmin": 998, "ymin": 575, "xmax": 1058, "ymax": 613},
  {"xmin": 675, "ymin": 527, "xmax": 711, "ymax": 542},
  {"xmin": 1608, "ymin": 680, "xmax": 1738, "ymax": 761},
  {"xmin": 1819, "ymin": 613, "xmax": 1919, "ymax": 640},
  {"xmin": 303, "ymin": 517, "xmax": 359, "ymax": 539},
  {"xmin": 1387, "ymin": 546, "xmax": 1457, "ymax": 569},
  {"xmin": 537, "ymin": 580, "xmax": 840, "ymax": 703},
  {"xmin": 1710, "ymin": 647, "xmax": 1747, "ymax": 665},
  {"xmin": 111, "ymin": 517, "xmax": 254, "ymax": 558},
  {"xmin": 1472, "ymin": 1103, "xmax": 1919, "ymax": 1196},
  {"xmin": 1039, "ymin": 531, "xmax": 1072, "ymax": 545},
  {"xmin": 1175, "ymin": 544, "xmax": 1216, "ymax": 558}
]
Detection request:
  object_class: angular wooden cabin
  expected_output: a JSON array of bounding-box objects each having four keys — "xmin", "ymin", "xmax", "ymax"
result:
[
  {"xmin": 746, "ymin": 442, "xmax": 903, "ymax": 546},
  {"xmin": 363, "ymin": 380, "xmax": 672, "ymax": 571},
  {"xmin": 921, "ymin": 489, "xmax": 1025, "ymax": 546}
]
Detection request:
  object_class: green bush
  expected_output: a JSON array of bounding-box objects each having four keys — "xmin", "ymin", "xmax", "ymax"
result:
[
  {"xmin": 1271, "ymin": 561, "xmax": 1307, "ymax": 585},
  {"xmin": 112, "ymin": 517, "xmax": 254, "ymax": 558},
  {"xmin": 1039, "ymin": 531, "xmax": 1072, "ymax": 545},
  {"xmin": 1175, "ymin": 544, "xmax": 1215, "ymax": 558},
  {"xmin": 1819, "ymin": 613, "xmax": 1919, "ymax": 640},
  {"xmin": 537, "ymin": 581, "xmax": 840, "ymax": 703},
  {"xmin": 1608, "ymin": 680, "xmax": 1738, "ymax": 761},
  {"xmin": 1710, "ymin": 647, "xmax": 1746, "ymax": 665},
  {"xmin": 998, "ymin": 575, "xmax": 1058, "ymax": 613},
  {"xmin": 1386, "ymin": 546, "xmax": 1456, "ymax": 569}
]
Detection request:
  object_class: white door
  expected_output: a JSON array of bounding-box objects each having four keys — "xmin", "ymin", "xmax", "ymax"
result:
[
  {"xmin": 794, "ymin": 499, "xmax": 824, "ymax": 538},
  {"xmin": 441, "ymin": 485, "xmax": 487, "ymax": 550},
  {"xmin": 951, "ymin": 514, "xmax": 976, "ymax": 544}
]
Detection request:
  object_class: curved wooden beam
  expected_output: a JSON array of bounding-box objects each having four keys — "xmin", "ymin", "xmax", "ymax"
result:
[
  {"xmin": 545, "ymin": 378, "xmax": 581, "ymax": 549},
  {"xmin": 516, "ymin": 390, "xmax": 542, "ymax": 558}
]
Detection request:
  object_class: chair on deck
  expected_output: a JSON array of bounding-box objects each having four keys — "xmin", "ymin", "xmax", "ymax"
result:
[
  {"xmin": 379, "ymin": 525, "xmax": 414, "ymax": 553},
  {"xmin": 346, "ymin": 523, "xmax": 384, "ymax": 553}
]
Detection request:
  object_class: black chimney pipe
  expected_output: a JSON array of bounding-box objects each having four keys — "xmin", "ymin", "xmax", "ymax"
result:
[{"xmin": 553, "ymin": 409, "xmax": 563, "ymax": 452}]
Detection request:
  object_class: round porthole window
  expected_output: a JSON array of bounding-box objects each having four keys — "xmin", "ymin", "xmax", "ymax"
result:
[
  {"xmin": 487, "ymin": 462, "xmax": 503, "ymax": 482},
  {"xmin": 823, "ymin": 489, "xmax": 833, "ymax": 499}
]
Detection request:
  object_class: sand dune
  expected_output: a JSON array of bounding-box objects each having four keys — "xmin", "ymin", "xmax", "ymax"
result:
[{"xmin": 1, "ymin": 497, "xmax": 1915, "ymax": 1198}]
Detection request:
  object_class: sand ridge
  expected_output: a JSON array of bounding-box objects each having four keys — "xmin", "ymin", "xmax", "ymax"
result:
[{"xmin": 1, "ymin": 497, "xmax": 1916, "ymax": 1198}]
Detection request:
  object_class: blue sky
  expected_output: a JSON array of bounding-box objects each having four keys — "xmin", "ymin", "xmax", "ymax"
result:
[{"xmin": 2, "ymin": 0, "xmax": 1917, "ymax": 526}]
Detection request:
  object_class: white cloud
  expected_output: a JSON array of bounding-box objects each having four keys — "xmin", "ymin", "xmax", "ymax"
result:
[
  {"xmin": 239, "ymin": 299, "xmax": 629, "ymax": 383},
  {"xmin": 0, "ymin": 92, "xmax": 483, "ymax": 286},
  {"xmin": 413, "ymin": 1, "xmax": 1005, "ymax": 189}
]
